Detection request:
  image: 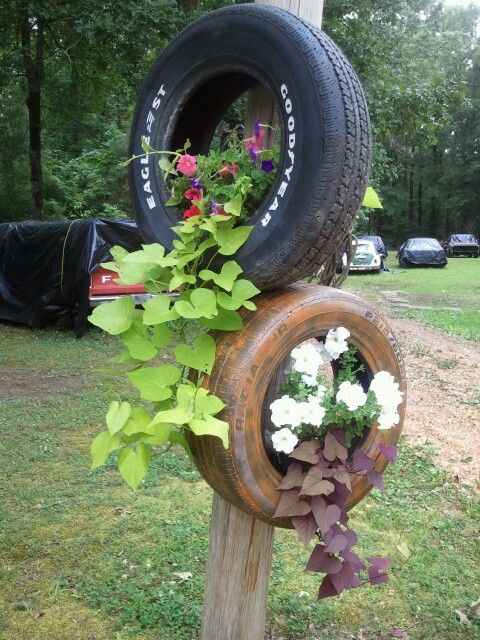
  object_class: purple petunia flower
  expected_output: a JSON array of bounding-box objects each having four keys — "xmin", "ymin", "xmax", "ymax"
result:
[
  {"xmin": 211, "ymin": 199, "xmax": 219, "ymax": 216},
  {"xmin": 261, "ymin": 159, "xmax": 274, "ymax": 173},
  {"xmin": 248, "ymin": 146, "xmax": 258, "ymax": 164},
  {"xmin": 254, "ymin": 119, "xmax": 261, "ymax": 138},
  {"xmin": 189, "ymin": 178, "xmax": 203, "ymax": 190}
]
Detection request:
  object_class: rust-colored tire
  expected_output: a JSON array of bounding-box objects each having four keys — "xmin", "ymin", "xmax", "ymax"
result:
[{"xmin": 188, "ymin": 284, "xmax": 406, "ymax": 528}]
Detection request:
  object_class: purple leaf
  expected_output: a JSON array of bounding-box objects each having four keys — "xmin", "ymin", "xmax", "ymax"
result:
[
  {"xmin": 290, "ymin": 439, "xmax": 320, "ymax": 464},
  {"xmin": 300, "ymin": 468, "xmax": 335, "ymax": 497},
  {"xmin": 367, "ymin": 469, "xmax": 385, "ymax": 492},
  {"xmin": 323, "ymin": 523, "xmax": 344, "ymax": 545},
  {"xmin": 379, "ymin": 443, "xmax": 398, "ymax": 463},
  {"xmin": 277, "ymin": 462, "xmax": 305, "ymax": 490},
  {"xmin": 310, "ymin": 496, "xmax": 341, "ymax": 535},
  {"xmin": 292, "ymin": 513, "xmax": 318, "ymax": 546},
  {"xmin": 351, "ymin": 449, "xmax": 375, "ymax": 472},
  {"xmin": 318, "ymin": 575, "xmax": 339, "ymax": 599},
  {"xmin": 273, "ymin": 488, "xmax": 311, "ymax": 518},
  {"xmin": 329, "ymin": 481, "xmax": 350, "ymax": 508},
  {"xmin": 341, "ymin": 549, "xmax": 365, "ymax": 571},
  {"xmin": 323, "ymin": 431, "xmax": 348, "ymax": 462},
  {"xmin": 391, "ymin": 630, "xmax": 407, "ymax": 639},
  {"xmin": 343, "ymin": 528, "xmax": 358, "ymax": 550},
  {"xmin": 324, "ymin": 534, "xmax": 348, "ymax": 554},
  {"xmin": 368, "ymin": 556, "xmax": 393, "ymax": 571},
  {"xmin": 330, "ymin": 561, "xmax": 357, "ymax": 594},
  {"xmin": 306, "ymin": 544, "xmax": 343, "ymax": 574},
  {"xmin": 368, "ymin": 567, "xmax": 389, "ymax": 585},
  {"xmin": 330, "ymin": 428, "xmax": 346, "ymax": 445},
  {"xmin": 347, "ymin": 574, "xmax": 362, "ymax": 590}
]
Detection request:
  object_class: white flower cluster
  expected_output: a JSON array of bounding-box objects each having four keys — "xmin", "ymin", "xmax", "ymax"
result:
[
  {"xmin": 270, "ymin": 329, "xmax": 350, "ymax": 454},
  {"xmin": 369, "ymin": 371, "xmax": 404, "ymax": 430},
  {"xmin": 269, "ymin": 327, "xmax": 405, "ymax": 454}
]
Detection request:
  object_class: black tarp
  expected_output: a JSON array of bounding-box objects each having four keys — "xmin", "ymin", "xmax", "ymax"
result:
[
  {"xmin": 398, "ymin": 237, "xmax": 447, "ymax": 266},
  {"xmin": 359, "ymin": 235, "xmax": 387, "ymax": 257},
  {"xmin": 0, "ymin": 219, "xmax": 144, "ymax": 335}
]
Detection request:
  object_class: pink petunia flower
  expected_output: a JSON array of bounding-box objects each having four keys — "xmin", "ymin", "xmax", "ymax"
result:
[
  {"xmin": 184, "ymin": 187, "xmax": 202, "ymax": 201},
  {"xmin": 177, "ymin": 154, "xmax": 197, "ymax": 177},
  {"xmin": 218, "ymin": 162, "xmax": 239, "ymax": 177}
]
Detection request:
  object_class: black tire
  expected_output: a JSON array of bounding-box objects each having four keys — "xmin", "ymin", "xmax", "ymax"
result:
[
  {"xmin": 187, "ymin": 284, "xmax": 406, "ymax": 527},
  {"xmin": 129, "ymin": 4, "xmax": 371, "ymax": 290}
]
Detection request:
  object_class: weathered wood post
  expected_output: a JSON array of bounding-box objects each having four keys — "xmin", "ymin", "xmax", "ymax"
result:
[{"xmin": 200, "ymin": 3, "xmax": 324, "ymax": 639}]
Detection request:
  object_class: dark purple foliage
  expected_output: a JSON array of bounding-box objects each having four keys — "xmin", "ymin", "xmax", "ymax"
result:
[
  {"xmin": 279, "ymin": 432, "xmax": 394, "ymax": 600},
  {"xmin": 352, "ymin": 449, "xmax": 375, "ymax": 472},
  {"xmin": 367, "ymin": 469, "xmax": 386, "ymax": 492},
  {"xmin": 379, "ymin": 443, "xmax": 398, "ymax": 462}
]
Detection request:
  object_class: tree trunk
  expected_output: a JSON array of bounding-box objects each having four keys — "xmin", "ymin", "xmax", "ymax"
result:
[
  {"xmin": 177, "ymin": 0, "xmax": 198, "ymax": 11},
  {"xmin": 20, "ymin": 12, "xmax": 45, "ymax": 220},
  {"xmin": 417, "ymin": 178, "xmax": 423, "ymax": 229}
]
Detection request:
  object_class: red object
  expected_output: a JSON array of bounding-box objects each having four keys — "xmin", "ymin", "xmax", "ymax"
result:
[
  {"xmin": 89, "ymin": 267, "xmax": 145, "ymax": 297},
  {"xmin": 183, "ymin": 205, "xmax": 201, "ymax": 219}
]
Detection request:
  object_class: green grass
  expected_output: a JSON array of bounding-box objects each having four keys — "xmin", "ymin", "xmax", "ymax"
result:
[
  {"xmin": 344, "ymin": 257, "xmax": 480, "ymax": 341},
  {"xmin": 0, "ymin": 325, "xmax": 479, "ymax": 640}
]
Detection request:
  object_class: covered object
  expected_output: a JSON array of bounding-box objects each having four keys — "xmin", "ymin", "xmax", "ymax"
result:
[
  {"xmin": 398, "ymin": 237, "xmax": 447, "ymax": 267},
  {"xmin": 0, "ymin": 219, "xmax": 143, "ymax": 335}
]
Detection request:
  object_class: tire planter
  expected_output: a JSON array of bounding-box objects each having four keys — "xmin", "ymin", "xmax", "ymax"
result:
[
  {"xmin": 187, "ymin": 284, "xmax": 406, "ymax": 528},
  {"xmin": 129, "ymin": 4, "xmax": 371, "ymax": 290}
]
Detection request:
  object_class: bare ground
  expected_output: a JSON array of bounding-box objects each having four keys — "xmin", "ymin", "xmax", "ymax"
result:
[{"xmin": 390, "ymin": 317, "xmax": 480, "ymax": 487}]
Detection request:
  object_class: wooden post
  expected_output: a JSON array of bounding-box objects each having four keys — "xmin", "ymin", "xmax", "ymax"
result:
[{"xmin": 200, "ymin": 3, "xmax": 324, "ymax": 639}]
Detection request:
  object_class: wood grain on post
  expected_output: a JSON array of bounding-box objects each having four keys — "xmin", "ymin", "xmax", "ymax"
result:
[{"xmin": 200, "ymin": 2, "xmax": 324, "ymax": 639}]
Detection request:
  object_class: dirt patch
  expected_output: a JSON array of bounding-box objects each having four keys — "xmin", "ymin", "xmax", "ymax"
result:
[
  {"xmin": 390, "ymin": 317, "xmax": 480, "ymax": 487},
  {"xmin": 0, "ymin": 368, "xmax": 85, "ymax": 401}
]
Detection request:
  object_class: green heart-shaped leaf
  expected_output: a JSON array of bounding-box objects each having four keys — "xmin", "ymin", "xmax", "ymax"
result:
[
  {"xmin": 128, "ymin": 365, "xmax": 182, "ymax": 401},
  {"xmin": 118, "ymin": 443, "xmax": 152, "ymax": 490},
  {"xmin": 149, "ymin": 406, "xmax": 193, "ymax": 427},
  {"xmin": 91, "ymin": 431, "xmax": 122, "ymax": 469},
  {"xmin": 150, "ymin": 324, "xmax": 171, "ymax": 349},
  {"xmin": 174, "ymin": 289, "xmax": 218, "ymax": 319},
  {"xmin": 143, "ymin": 295, "xmax": 179, "ymax": 325},
  {"xmin": 89, "ymin": 297, "xmax": 135, "ymax": 335},
  {"xmin": 174, "ymin": 334, "xmax": 216, "ymax": 374},
  {"xmin": 106, "ymin": 400, "xmax": 132, "ymax": 435},
  {"xmin": 169, "ymin": 267, "xmax": 196, "ymax": 291},
  {"xmin": 216, "ymin": 226, "xmax": 253, "ymax": 255},
  {"xmin": 188, "ymin": 415, "xmax": 229, "ymax": 449},
  {"xmin": 217, "ymin": 279, "xmax": 260, "ymax": 311},
  {"xmin": 201, "ymin": 308, "xmax": 243, "ymax": 331},
  {"xmin": 123, "ymin": 407, "xmax": 152, "ymax": 436},
  {"xmin": 223, "ymin": 193, "xmax": 243, "ymax": 217},
  {"xmin": 199, "ymin": 260, "xmax": 243, "ymax": 292},
  {"xmin": 123, "ymin": 326, "xmax": 157, "ymax": 361}
]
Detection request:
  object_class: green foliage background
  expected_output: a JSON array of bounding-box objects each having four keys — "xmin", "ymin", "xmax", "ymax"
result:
[{"xmin": 0, "ymin": 0, "xmax": 479, "ymax": 241}]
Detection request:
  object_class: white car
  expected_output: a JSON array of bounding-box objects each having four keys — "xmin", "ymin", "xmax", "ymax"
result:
[{"xmin": 342, "ymin": 240, "xmax": 382, "ymax": 273}]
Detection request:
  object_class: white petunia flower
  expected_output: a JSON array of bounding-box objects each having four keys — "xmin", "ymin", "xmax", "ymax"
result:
[
  {"xmin": 270, "ymin": 395, "xmax": 303, "ymax": 428},
  {"xmin": 271, "ymin": 427, "xmax": 299, "ymax": 454},
  {"xmin": 370, "ymin": 371, "xmax": 404, "ymax": 412},
  {"xmin": 302, "ymin": 373, "xmax": 318, "ymax": 387},
  {"xmin": 324, "ymin": 326, "xmax": 350, "ymax": 359},
  {"xmin": 291, "ymin": 342, "xmax": 324, "ymax": 377},
  {"xmin": 336, "ymin": 380, "xmax": 367, "ymax": 411},
  {"xmin": 298, "ymin": 397, "xmax": 326, "ymax": 427},
  {"xmin": 377, "ymin": 407, "xmax": 400, "ymax": 430}
]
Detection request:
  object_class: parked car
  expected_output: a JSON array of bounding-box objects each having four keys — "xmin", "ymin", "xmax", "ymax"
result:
[
  {"xmin": 339, "ymin": 239, "xmax": 382, "ymax": 273},
  {"xmin": 397, "ymin": 237, "xmax": 447, "ymax": 268},
  {"xmin": 359, "ymin": 235, "xmax": 388, "ymax": 258},
  {"xmin": 443, "ymin": 234, "xmax": 479, "ymax": 257},
  {"xmin": 89, "ymin": 266, "xmax": 149, "ymax": 306}
]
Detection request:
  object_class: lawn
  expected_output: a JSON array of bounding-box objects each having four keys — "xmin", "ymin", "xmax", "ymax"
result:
[
  {"xmin": 343, "ymin": 257, "xmax": 480, "ymax": 341},
  {"xmin": 0, "ymin": 324, "xmax": 479, "ymax": 640}
]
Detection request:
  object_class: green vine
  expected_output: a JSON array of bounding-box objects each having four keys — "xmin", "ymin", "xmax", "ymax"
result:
[{"xmin": 88, "ymin": 125, "xmax": 279, "ymax": 488}]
